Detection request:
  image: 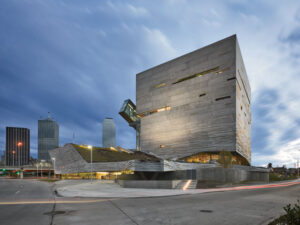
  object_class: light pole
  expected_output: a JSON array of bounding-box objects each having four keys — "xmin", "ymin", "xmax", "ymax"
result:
[
  {"xmin": 41, "ymin": 160, "xmax": 45, "ymax": 178},
  {"xmin": 17, "ymin": 142, "xmax": 22, "ymax": 167},
  {"xmin": 40, "ymin": 163, "xmax": 43, "ymax": 178},
  {"xmin": 88, "ymin": 145, "xmax": 93, "ymax": 181},
  {"xmin": 36, "ymin": 164, "xmax": 39, "ymax": 178},
  {"xmin": 297, "ymin": 157, "xmax": 299, "ymax": 178},
  {"xmin": 12, "ymin": 150, "xmax": 16, "ymax": 167},
  {"xmin": 52, "ymin": 157, "xmax": 56, "ymax": 178}
]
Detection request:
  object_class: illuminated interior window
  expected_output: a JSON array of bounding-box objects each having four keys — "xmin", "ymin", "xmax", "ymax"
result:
[
  {"xmin": 172, "ymin": 66, "xmax": 220, "ymax": 84},
  {"xmin": 138, "ymin": 106, "xmax": 171, "ymax": 118},
  {"xmin": 179, "ymin": 152, "xmax": 249, "ymax": 165},
  {"xmin": 215, "ymin": 67, "xmax": 230, "ymax": 74},
  {"xmin": 215, "ymin": 96, "xmax": 231, "ymax": 101},
  {"xmin": 199, "ymin": 93, "xmax": 206, "ymax": 97},
  {"xmin": 154, "ymin": 83, "xmax": 166, "ymax": 88},
  {"xmin": 119, "ymin": 99, "xmax": 139, "ymax": 123},
  {"xmin": 227, "ymin": 77, "xmax": 236, "ymax": 81},
  {"xmin": 160, "ymin": 145, "xmax": 166, "ymax": 148}
]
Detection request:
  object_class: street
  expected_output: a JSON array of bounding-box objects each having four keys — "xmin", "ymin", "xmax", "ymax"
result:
[
  {"xmin": 0, "ymin": 179, "xmax": 299, "ymax": 225},
  {"xmin": 0, "ymin": 179, "xmax": 54, "ymax": 225}
]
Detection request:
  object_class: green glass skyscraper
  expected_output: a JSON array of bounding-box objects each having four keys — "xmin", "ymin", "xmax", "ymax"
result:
[{"xmin": 38, "ymin": 117, "xmax": 59, "ymax": 161}]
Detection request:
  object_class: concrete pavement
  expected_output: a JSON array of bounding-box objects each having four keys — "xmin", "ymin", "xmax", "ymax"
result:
[
  {"xmin": 53, "ymin": 181, "xmax": 300, "ymax": 225},
  {"xmin": 0, "ymin": 179, "xmax": 299, "ymax": 225},
  {"xmin": 55, "ymin": 179, "xmax": 300, "ymax": 198},
  {"xmin": 0, "ymin": 179, "xmax": 55, "ymax": 225}
]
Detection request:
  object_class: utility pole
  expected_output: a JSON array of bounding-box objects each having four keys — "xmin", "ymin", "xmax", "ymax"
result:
[{"xmin": 297, "ymin": 158, "xmax": 299, "ymax": 178}]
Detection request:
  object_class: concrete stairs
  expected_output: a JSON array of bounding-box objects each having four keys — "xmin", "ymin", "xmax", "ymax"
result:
[
  {"xmin": 188, "ymin": 180, "xmax": 197, "ymax": 189},
  {"xmin": 176, "ymin": 180, "xmax": 197, "ymax": 189}
]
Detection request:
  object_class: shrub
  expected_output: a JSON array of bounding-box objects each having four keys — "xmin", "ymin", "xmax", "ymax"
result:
[
  {"xmin": 269, "ymin": 173, "xmax": 282, "ymax": 181},
  {"xmin": 269, "ymin": 173, "xmax": 298, "ymax": 182},
  {"xmin": 268, "ymin": 200, "xmax": 300, "ymax": 225}
]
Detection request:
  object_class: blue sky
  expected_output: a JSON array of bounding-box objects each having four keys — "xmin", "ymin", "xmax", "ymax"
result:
[{"xmin": 1, "ymin": 0, "xmax": 300, "ymax": 167}]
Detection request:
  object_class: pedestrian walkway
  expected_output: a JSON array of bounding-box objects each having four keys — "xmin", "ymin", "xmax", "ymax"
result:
[{"xmin": 55, "ymin": 179, "xmax": 300, "ymax": 198}]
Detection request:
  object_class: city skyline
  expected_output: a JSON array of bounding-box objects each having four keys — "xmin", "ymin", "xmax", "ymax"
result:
[{"xmin": 0, "ymin": 1, "xmax": 300, "ymax": 167}]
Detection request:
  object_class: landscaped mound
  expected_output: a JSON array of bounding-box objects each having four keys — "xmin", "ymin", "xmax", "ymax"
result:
[{"xmin": 72, "ymin": 144, "xmax": 160, "ymax": 163}]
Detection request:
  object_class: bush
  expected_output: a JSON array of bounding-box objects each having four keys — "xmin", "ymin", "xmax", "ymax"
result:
[
  {"xmin": 269, "ymin": 173, "xmax": 282, "ymax": 181},
  {"xmin": 268, "ymin": 200, "xmax": 300, "ymax": 225},
  {"xmin": 269, "ymin": 173, "xmax": 298, "ymax": 182}
]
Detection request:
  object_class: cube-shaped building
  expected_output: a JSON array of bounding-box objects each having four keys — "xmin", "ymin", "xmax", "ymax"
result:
[{"xmin": 136, "ymin": 35, "xmax": 251, "ymax": 165}]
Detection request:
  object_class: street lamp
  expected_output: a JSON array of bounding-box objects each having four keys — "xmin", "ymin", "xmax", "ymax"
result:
[
  {"xmin": 52, "ymin": 157, "xmax": 56, "ymax": 178},
  {"xmin": 88, "ymin": 145, "xmax": 93, "ymax": 181},
  {"xmin": 17, "ymin": 142, "xmax": 22, "ymax": 167}
]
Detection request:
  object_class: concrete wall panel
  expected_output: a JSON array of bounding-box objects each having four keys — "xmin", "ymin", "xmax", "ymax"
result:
[{"xmin": 136, "ymin": 35, "xmax": 251, "ymax": 164}]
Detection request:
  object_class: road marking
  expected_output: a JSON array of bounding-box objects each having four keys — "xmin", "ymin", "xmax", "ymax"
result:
[
  {"xmin": 0, "ymin": 198, "xmax": 117, "ymax": 205},
  {"xmin": 15, "ymin": 190, "xmax": 20, "ymax": 194}
]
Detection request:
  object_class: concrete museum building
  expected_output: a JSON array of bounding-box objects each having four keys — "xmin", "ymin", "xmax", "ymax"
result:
[
  {"xmin": 50, "ymin": 35, "xmax": 268, "ymax": 186},
  {"xmin": 136, "ymin": 34, "xmax": 251, "ymax": 165}
]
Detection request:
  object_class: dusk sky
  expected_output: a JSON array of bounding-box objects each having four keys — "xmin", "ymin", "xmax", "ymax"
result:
[{"xmin": 1, "ymin": 0, "xmax": 300, "ymax": 167}]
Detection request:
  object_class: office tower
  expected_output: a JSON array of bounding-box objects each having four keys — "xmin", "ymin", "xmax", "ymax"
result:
[
  {"xmin": 5, "ymin": 127, "xmax": 30, "ymax": 166},
  {"xmin": 38, "ymin": 117, "xmax": 59, "ymax": 161},
  {"xmin": 102, "ymin": 118, "xmax": 116, "ymax": 148}
]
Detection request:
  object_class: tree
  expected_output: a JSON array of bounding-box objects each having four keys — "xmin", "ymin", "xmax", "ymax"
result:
[
  {"xmin": 218, "ymin": 150, "xmax": 232, "ymax": 168},
  {"xmin": 267, "ymin": 163, "xmax": 272, "ymax": 169}
]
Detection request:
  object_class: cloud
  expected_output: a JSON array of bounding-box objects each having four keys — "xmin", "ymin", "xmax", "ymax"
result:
[
  {"xmin": 254, "ymin": 138, "xmax": 300, "ymax": 168},
  {"xmin": 141, "ymin": 26, "xmax": 177, "ymax": 65},
  {"xmin": 106, "ymin": 1, "xmax": 148, "ymax": 18},
  {"xmin": 0, "ymin": 0, "xmax": 300, "ymax": 167},
  {"xmin": 126, "ymin": 4, "xmax": 148, "ymax": 17}
]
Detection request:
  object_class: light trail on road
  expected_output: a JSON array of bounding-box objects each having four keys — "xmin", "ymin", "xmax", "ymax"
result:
[
  {"xmin": 185, "ymin": 180, "xmax": 300, "ymax": 193},
  {"xmin": 219, "ymin": 180, "xmax": 300, "ymax": 191}
]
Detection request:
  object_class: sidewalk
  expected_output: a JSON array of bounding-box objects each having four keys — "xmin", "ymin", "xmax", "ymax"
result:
[
  {"xmin": 54, "ymin": 179, "xmax": 300, "ymax": 198},
  {"xmin": 55, "ymin": 180, "xmax": 191, "ymax": 198}
]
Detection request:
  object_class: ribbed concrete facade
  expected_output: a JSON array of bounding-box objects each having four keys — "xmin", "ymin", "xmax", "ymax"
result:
[
  {"xmin": 102, "ymin": 118, "xmax": 116, "ymax": 147},
  {"xmin": 38, "ymin": 118, "xmax": 59, "ymax": 161},
  {"xmin": 48, "ymin": 144, "xmax": 213, "ymax": 174},
  {"xmin": 136, "ymin": 35, "xmax": 251, "ymax": 164}
]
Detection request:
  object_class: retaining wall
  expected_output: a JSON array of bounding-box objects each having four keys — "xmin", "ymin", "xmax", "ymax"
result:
[{"xmin": 117, "ymin": 180, "xmax": 181, "ymax": 189}]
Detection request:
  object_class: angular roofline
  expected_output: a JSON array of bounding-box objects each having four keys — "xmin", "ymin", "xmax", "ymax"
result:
[{"xmin": 137, "ymin": 34, "xmax": 237, "ymax": 76}]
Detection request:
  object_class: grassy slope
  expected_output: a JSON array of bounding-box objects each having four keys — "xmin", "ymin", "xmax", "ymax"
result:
[{"xmin": 72, "ymin": 144, "xmax": 159, "ymax": 163}]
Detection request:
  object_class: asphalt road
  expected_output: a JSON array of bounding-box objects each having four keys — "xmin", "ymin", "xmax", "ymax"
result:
[
  {"xmin": 0, "ymin": 179, "xmax": 299, "ymax": 225},
  {"xmin": 0, "ymin": 179, "xmax": 55, "ymax": 225}
]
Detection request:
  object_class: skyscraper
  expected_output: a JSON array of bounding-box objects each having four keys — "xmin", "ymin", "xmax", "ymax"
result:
[
  {"xmin": 5, "ymin": 127, "xmax": 30, "ymax": 166},
  {"xmin": 102, "ymin": 118, "xmax": 116, "ymax": 148},
  {"xmin": 38, "ymin": 117, "xmax": 59, "ymax": 161}
]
